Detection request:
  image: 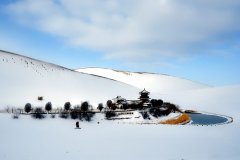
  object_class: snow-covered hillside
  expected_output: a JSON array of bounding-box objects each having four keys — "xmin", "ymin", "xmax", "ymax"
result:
[
  {"xmin": 0, "ymin": 50, "xmax": 140, "ymax": 108},
  {"xmin": 77, "ymin": 67, "xmax": 209, "ymax": 93},
  {"xmin": 1, "ymin": 50, "xmax": 240, "ymax": 160},
  {"xmin": 160, "ymin": 85, "xmax": 240, "ymax": 118}
]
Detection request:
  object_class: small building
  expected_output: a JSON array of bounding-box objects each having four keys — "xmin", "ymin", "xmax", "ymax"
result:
[{"xmin": 113, "ymin": 96, "xmax": 127, "ymax": 104}]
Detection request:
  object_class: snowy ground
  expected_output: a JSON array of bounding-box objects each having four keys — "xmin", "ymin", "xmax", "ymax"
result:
[
  {"xmin": 1, "ymin": 50, "xmax": 240, "ymax": 160},
  {"xmin": 0, "ymin": 113, "xmax": 240, "ymax": 160}
]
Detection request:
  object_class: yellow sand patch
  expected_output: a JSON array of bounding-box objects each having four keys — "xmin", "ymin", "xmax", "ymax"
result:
[{"xmin": 160, "ymin": 113, "xmax": 190, "ymax": 125}]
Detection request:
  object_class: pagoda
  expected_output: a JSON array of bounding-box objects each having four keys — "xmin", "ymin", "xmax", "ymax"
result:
[{"xmin": 139, "ymin": 88, "xmax": 150, "ymax": 102}]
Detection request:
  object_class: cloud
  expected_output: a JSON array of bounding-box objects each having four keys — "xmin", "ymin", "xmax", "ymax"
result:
[{"xmin": 5, "ymin": 0, "xmax": 240, "ymax": 61}]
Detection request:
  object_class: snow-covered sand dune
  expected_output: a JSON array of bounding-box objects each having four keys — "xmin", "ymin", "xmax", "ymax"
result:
[
  {"xmin": 1, "ymin": 50, "xmax": 240, "ymax": 160},
  {"xmin": 77, "ymin": 67, "xmax": 209, "ymax": 93},
  {"xmin": 0, "ymin": 50, "xmax": 139, "ymax": 108},
  {"xmin": 160, "ymin": 84, "xmax": 240, "ymax": 118},
  {"xmin": 77, "ymin": 68, "xmax": 240, "ymax": 118}
]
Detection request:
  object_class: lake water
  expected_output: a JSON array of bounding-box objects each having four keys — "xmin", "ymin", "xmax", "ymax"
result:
[{"xmin": 188, "ymin": 113, "xmax": 229, "ymax": 125}]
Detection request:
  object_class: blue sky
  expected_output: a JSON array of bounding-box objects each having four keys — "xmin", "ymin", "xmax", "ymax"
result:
[{"xmin": 0, "ymin": 0, "xmax": 240, "ymax": 86}]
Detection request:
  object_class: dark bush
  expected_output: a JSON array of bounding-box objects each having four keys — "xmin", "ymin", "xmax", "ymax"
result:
[
  {"xmin": 64, "ymin": 102, "xmax": 71, "ymax": 111},
  {"xmin": 110, "ymin": 104, "xmax": 117, "ymax": 110},
  {"xmin": 122, "ymin": 103, "xmax": 128, "ymax": 110},
  {"xmin": 70, "ymin": 111, "xmax": 78, "ymax": 119},
  {"xmin": 140, "ymin": 111, "xmax": 150, "ymax": 120},
  {"xmin": 150, "ymin": 99, "xmax": 157, "ymax": 107},
  {"xmin": 45, "ymin": 102, "xmax": 52, "ymax": 113},
  {"xmin": 32, "ymin": 107, "xmax": 45, "ymax": 119},
  {"xmin": 156, "ymin": 99, "xmax": 163, "ymax": 107},
  {"xmin": 59, "ymin": 111, "xmax": 69, "ymax": 119},
  {"xmin": 106, "ymin": 100, "xmax": 117, "ymax": 110},
  {"xmin": 162, "ymin": 102, "xmax": 181, "ymax": 113},
  {"xmin": 97, "ymin": 103, "xmax": 104, "ymax": 112},
  {"xmin": 149, "ymin": 107, "xmax": 161, "ymax": 117},
  {"xmin": 24, "ymin": 103, "xmax": 32, "ymax": 113},
  {"xmin": 81, "ymin": 112, "xmax": 95, "ymax": 122},
  {"xmin": 105, "ymin": 111, "xmax": 116, "ymax": 119},
  {"xmin": 151, "ymin": 99, "xmax": 163, "ymax": 107},
  {"xmin": 81, "ymin": 101, "xmax": 89, "ymax": 111},
  {"xmin": 70, "ymin": 105, "xmax": 95, "ymax": 121}
]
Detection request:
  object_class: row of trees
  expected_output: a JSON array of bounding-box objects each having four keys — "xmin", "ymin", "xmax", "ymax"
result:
[
  {"xmin": 24, "ymin": 102, "xmax": 52, "ymax": 114},
  {"xmin": 24, "ymin": 101, "xmax": 98, "ymax": 114},
  {"xmin": 22, "ymin": 99, "xmax": 181, "ymax": 120}
]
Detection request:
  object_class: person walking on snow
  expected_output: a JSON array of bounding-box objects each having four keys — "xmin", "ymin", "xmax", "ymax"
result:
[{"xmin": 76, "ymin": 121, "xmax": 80, "ymax": 129}]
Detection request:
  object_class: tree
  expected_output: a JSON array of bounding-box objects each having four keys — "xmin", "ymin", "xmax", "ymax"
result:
[
  {"xmin": 81, "ymin": 101, "xmax": 89, "ymax": 112},
  {"xmin": 24, "ymin": 103, "xmax": 32, "ymax": 113},
  {"xmin": 45, "ymin": 102, "xmax": 52, "ymax": 113},
  {"xmin": 156, "ymin": 99, "xmax": 163, "ymax": 107},
  {"xmin": 64, "ymin": 102, "xmax": 71, "ymax": 111},
  {"xmin": 106, "ymin": 100, "xmax": 112, "ymax": 108},
  {"xmin": 151, "ymin": 99, "xmax": 163, "ymax": 107},
  {"xmin": 149, "ymin": 107, "xmax": 161, "ymax": 117},
  {"xmin": 106, "ymin": 100, "xmax": 117, "ymax": 110},
  {"xmin": 150, "ymin": 99, "xmax": 157, "ymax": 107},
  {"xmin": 97, "ymin": 103, "xmax": 104, "ymax": 112}
]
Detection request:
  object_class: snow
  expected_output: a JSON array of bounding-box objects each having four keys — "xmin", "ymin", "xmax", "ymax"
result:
[
  {"xmin": 1, "ymin": 112, "xmax": 240, "ymax": 160},
  {"xmin": 159, "ymin": 85, "xmax": 240, "ymax": 118},
  {"xmin": 1, "ymin": 50, "xmax": 240, "ymax": 160},
  {"xmin": 77, "ymin": 67, "xmax": 209, "ymax": 93},
  {"xmin": 0, "ymin": 50, "xmax": 139, "ymax": 108}
]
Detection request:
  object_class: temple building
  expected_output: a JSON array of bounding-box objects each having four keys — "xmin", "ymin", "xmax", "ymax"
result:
[{"xmin": 139, "ymin": 88, "xmax": 150, "ymax": 102}]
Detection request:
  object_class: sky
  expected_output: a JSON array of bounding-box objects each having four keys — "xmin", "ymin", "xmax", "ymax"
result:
[{"xmin": 0, "ymin": 0, "xmax": 240, "ymax": 86}]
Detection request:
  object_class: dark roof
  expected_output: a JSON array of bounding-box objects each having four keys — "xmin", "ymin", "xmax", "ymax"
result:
[{"xmin": 139, "ymin": 88, "xmax": 150, "ymax": 94}]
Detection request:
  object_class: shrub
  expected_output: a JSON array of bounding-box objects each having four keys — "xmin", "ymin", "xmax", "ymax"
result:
[
  {"xmin": 32, "ymin": 107, "xmax": 45, "ymax": 119},
  {"xmin": 82, "ymin": 112, "xmax": 95, "ymax": 122},
  {"xmin": 156, "ymin": 99, "xmax": 163, "ymax": 107},
  {"xmin": 151, "ymin": 99, "xmax": 163, "ymax": 107},
  {"xmin": 105, "ymin": 111, "xmax": 116, "ymax": 119},
  {"xmin": 149, "ymin": 107, "xmax": 161, "ymax": 117},
  {"xmin": 97, "ymin": 103, "xmax": 104, "ymax": 112},
  {"xmin": 150, "ymin": 99, "xmax": 157, "ymax": 107},
  {"xmin": 140, "ymin": 111, "xmax": 150, "ymax": 120},
  {"xmin": 59, "ymin": 112, "xmax": 69, "ymax": 119},
  {"xmin": 45, "ymin": 102, "xmax": 52, "ymax": 113},
  {"xmin": 110, "ymin": 104, "xmax": 117, "ymax": 110},
  {"xmin": 24, "ymin": 103, "xmax": 32, "ymax": 113},
  {"xmin": 162, "ymin": 102, "xmax": 182, "ymax": 113},
  {"xmin": 122, "ymin": 103, "xmax": 128, "ymax": 110},
  {"xmin": 64, "ymin": 102, "xmax": 71, "ymax": 111},
  {"xmin": 70, "ymin": 111, "xmax": 78, "ymax": 119},
  {"xmin": 81, "ymin": 101, "xmax": 89, "ymax": 111}
]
